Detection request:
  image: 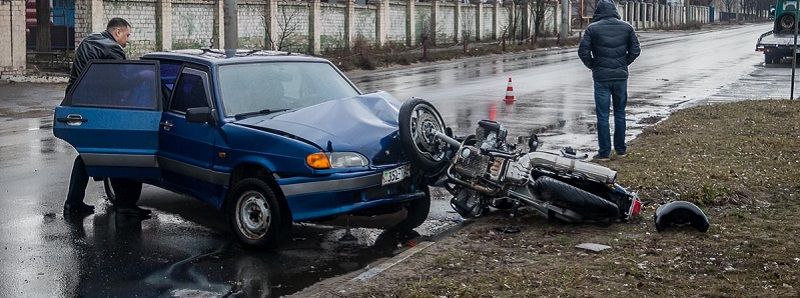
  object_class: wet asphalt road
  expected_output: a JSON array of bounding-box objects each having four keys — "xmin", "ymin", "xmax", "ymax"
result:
[{"xmin": 0, "ymin": 23, "xmax": 783, "ymax": 297}]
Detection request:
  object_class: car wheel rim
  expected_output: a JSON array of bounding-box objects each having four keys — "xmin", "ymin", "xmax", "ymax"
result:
[
  {"xmin": 236, "ymin": 190, "xmax": 272, "ymax": 240},
  {"xmin": 409, "ymin": 104, "xmax": 446, "ymax": 162}
]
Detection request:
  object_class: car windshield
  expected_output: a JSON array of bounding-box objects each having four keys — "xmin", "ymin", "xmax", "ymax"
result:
[{"xmin": 218, "ymin": 62, "xmax": 360, "ymax": 117}]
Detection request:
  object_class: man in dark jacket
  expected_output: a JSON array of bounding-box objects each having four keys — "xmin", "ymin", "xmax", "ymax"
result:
[
  {"xmin": 578, "ymin": 0, "xmax": 640, "ymax": 160},
  {"xmin": 64, "ymin": 18, "xmax": 150, "ymax": 218},
  {"xmin": 65, "ymin": 18, "xmax": 130, "ymax": 96}
]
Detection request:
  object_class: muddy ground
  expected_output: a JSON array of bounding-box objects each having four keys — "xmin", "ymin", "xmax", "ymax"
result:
[{"xmin": 309, "ymin": 99, "xmax": 800, "ymax": 297}]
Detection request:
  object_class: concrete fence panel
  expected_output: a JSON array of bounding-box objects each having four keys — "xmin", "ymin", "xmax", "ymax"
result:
[
  {"xmin": 459, "ymin": 5, "xmax": 477, "ymax": 40},
  {"xmin": 353, "ymin": 5, "xmax": 377, "ymax": 44},
  {"xmin": 480, "ymin": 4, "xmax": 493, "ymax": 40},
  {"xmin": 388, "ymin": 3, "xmax": 407, "ymax": 43},
  {"xmin": 320, "ymin": 4, "xmax": 347, "ymax": 50}
]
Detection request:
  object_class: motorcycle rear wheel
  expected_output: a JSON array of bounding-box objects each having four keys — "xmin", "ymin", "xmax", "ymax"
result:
[{"xmin": 533, "ymin": 176, "xmax": 619, "ymax": 219}]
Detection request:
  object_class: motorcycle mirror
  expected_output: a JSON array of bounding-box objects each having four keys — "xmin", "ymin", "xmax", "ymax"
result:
[{"xmin": 528, "ymin": 133, "xmax": 540, "ymax": 152}]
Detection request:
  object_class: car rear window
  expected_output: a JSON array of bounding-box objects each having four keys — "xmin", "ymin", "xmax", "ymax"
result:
[{"xmin": 69, "ymin": 62, "xmax": 160, "ymax": 110}]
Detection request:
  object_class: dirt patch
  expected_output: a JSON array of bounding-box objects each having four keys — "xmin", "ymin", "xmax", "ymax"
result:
[
  {"xmin": 636, "ymin": 115, "xmax": 663, "ymax": 125},
  {"xmin": 308, "ymin": 100, "xmax": 800, "ymax": 297}
]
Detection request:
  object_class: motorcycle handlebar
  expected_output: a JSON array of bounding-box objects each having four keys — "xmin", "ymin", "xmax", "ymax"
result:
[
  {"xmin": 433, "ymin": 131, "xmax": 521, "ymax": 159},
  {"xmin": 433, "ymin": 131, "xmax": 463, "ymax": 148}
]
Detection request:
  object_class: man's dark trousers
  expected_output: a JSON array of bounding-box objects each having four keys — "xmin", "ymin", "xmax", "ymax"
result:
[
  {"xmin": 594, "ymin": 79, "xmax": 627, "ymax": 157},
  {"xmin": 65, "ymin": 156, "xmax": 89, "ymax": 205}
]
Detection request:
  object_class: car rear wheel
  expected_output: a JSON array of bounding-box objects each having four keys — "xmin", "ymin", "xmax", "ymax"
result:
[
  {"xmin": 227, "ymin": 178, "xmax": 288, "ymax": 249},
  {"xmin": 392, "ymin": 186, "xmax": 431, "ymax": 232},
  {"xmin": 103, "ymin": 177, "xmax": 142, "ymax": 206}
]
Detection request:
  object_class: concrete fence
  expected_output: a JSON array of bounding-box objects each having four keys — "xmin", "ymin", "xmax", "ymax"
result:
[
  {"xmin": 75, "ymin": 0, "xmax": 711, "ymax": 58},
  {"xmin": 1, "ymin": 0, "xmax": 27, "ymax": 72},
  {"xmin": 75, "ymin": 0, "xmax": 562, "ymax": 57},
  {"xmin": 1, "ymin": 0, "xmax": 713, "ymax": 71},
  {"xmin": 615, "ymin": 2, "xmax": 711, "ymax": 30}
]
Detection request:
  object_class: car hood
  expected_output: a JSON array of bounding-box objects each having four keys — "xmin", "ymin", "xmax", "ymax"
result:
[{"xmin": 233, "ymin": 91, "xmax": 406, "ymax": 165}]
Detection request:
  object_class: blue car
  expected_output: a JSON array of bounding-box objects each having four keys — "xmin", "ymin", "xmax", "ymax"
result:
[{"xmin": 53, "ymin": 50, "xmax": 430, "ymax": 248}]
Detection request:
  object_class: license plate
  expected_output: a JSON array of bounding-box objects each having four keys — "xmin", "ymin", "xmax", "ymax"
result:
[{"xmin": 381, "ymin": 165, "xmax": 411, "ymax": 186}]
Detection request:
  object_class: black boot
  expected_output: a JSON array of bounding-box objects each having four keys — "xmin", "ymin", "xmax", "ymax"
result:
[
  {"xmin": 64, "ymin": 202, "xmax": 95, "ymax": 214},
  {"xmin": 115, "ymin": 205, "xmax": 152, "ymax": 218}
]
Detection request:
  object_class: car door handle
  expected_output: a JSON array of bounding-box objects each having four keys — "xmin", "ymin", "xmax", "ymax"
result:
[
  {"xmin": 56, "ymin": 114, "xmax": 87, "ymax": 126},
  {"xmin": 160, "ymin": 120, "xmax": 174, "ymax": 131}
]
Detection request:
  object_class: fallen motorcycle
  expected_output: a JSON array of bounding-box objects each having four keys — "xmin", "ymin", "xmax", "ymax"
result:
[{"xmin": 398, "ymin": 98, "xmax": 642, "ymax": 223}]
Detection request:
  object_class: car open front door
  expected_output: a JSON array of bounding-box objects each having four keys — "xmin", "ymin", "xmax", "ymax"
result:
[{"xmin": 53, "ymin": 60, "xmax": 162, "ymax": 179}]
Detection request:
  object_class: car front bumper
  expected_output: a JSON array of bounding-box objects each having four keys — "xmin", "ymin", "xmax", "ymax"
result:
[{"xmin": 277, "ymin": 167, "xmax": 426, "ymax": 222}]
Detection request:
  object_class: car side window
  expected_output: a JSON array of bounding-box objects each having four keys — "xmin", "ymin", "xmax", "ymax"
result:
[
  {"xmin": 170, "ymin": 69, "xmax": 211, "ymax": 114},
  {"xmin": 68, "ymin": 62, "xmax": 160, "ymax": 110},
  {"xmin": 159, "ymin": 61, "xmax": 183, "ymax": 92}
]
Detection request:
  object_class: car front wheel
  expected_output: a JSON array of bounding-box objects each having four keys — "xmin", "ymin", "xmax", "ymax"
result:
[
  {"xmin": 227, "ymin": 178, "xmax": 288, "ymax": 249},
  {"xmin": 392, "ymin": 186, "xmax": 431, "ymax": 232}
]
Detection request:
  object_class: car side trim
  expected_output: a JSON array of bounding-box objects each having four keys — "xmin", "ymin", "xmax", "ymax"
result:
[
  {"xmin": 281, "ymin": 173, "xmax": 382, "ymax": 196},
  {"xmin": 158, "ymin": 157, "xmax": 230, "ymax": 185},
  {"xmin": 81, "ymin": 153, "xmax": 158, "ymax": 168}
]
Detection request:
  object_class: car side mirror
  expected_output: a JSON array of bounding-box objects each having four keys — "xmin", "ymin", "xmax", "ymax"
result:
[{"xmin": 186, "ymin": 107, "xmax": 213, "ymax": 123}]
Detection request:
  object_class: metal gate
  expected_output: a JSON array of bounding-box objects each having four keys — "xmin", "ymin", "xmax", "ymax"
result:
[{"xmin": 26, "ymin": 0, "xmax": 75, "ymax": 51}]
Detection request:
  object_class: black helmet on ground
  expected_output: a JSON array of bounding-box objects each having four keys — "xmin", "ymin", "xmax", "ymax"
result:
[{"xmin": 654, "ymin": 201, "xmax": 710, "ymax": 232}]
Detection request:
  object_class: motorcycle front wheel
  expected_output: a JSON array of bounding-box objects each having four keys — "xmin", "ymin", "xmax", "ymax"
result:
[{"xmin": 398, "ymin": 98, "xmax": 449, "ymax": 172}]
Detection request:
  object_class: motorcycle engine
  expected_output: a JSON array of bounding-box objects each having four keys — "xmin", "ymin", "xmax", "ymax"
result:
[
  {"xmin": 453, "ymin": 120, "xmax": 508, "ymax": 179},
  {"xmin": 454, "ymin": 145, "xmax": 490, "ymax": 178}
]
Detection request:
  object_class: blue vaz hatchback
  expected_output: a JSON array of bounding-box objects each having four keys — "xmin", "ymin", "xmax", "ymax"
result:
[{"xmin": 53, "ymin": 49, "xmax": 430, "ymax": 248}]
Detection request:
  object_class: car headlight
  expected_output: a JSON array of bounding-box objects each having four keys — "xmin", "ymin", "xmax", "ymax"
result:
[
  {"xmin": 306, "ymin": 152, "xmax": 369, "ymax": 169},
  {"xmin": 329, "ymin": 152, "xmax": 369, "ymax": 168}
]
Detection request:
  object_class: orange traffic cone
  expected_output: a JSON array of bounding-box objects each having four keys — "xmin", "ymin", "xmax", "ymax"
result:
[
  {"xmin": 488, "ymin": 102, "xmax": 497, "ymax": 121},
  {"xmin": 504, "ymin": 77, "xmax": 516, "ymax": 104}
]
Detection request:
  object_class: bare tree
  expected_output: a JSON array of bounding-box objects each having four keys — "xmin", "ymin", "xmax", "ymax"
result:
[
  {"xmin": 462, "ymin": 8, "xmax": 474, "ymax": 53},
  {"xmin": 503, "ymin": 0, "xmax": 524, "ymax": 45},
  {"xmin": 722, "ymin": 0, "xmax": 737, "ymax": 21},
  {"xmin": 263, "ymin": 2, "xmax": 303, "ymax": 51},
  {"xmin": 420, "ymin": 14, "xmax": 433, "ymax": 60},
  {"xmin": 531, "ymin": 0, "xmax": 550, "ymax": 43}
]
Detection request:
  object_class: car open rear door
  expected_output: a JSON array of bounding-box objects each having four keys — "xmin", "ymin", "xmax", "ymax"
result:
[{"xmin": 53, "ymin": 60, "xmax": 162, "ymax": 179}]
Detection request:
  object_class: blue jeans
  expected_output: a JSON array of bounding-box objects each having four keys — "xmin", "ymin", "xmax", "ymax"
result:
[{"xmin": 593, "ymin": 80, "xmax": 628, "ymax": 157}]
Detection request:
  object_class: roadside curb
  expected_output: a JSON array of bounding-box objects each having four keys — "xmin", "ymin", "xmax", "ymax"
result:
[
  {"xmin": 0, "ymin": 72, "xmax": 69, "ymax": 84},
  {"xmin": 288, "ymin": 220, "xmax": 472, "ymax": 297},
  {"xmin": 351, "ymin": 241, "xmax": 435, "ymax": 282}
]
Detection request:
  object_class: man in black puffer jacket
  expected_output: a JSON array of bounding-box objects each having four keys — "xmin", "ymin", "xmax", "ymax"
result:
[{"xmin": 578, "ymin": 0, "xmax": 640, "ymax": 161}]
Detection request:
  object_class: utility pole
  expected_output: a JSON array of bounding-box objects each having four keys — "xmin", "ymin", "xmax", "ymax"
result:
[
  {"xmin": 561, "ymin": 0, "xmax": 570, "ymax": 40},
  {"xmin": 685, "ymin": 0, "xmax": 690, "ymax": 23},
  {"xmin": 223, "ymin": 0, "xmax": 238, "ymax": 57},
  {"xmin": 792, "ymin": 15, "xmax": 798, "ymax": 100}
]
